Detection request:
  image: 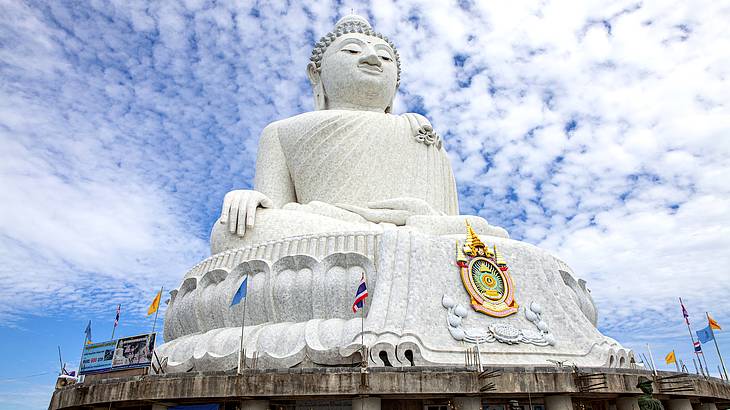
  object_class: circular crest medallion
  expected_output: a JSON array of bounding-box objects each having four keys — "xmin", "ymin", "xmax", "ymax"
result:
[{"xmin": 460, "ymin": 257, "xmax": 518, "ymax": 317}]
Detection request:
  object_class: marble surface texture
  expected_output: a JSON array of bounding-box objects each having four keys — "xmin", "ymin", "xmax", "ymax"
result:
[
  {"xmin": 158, "ymin": 226, "xmax": 630, "ymax": 372},
  {"xmin": 156, "ymin": 14, "xmax": 630, "ymax": 372}
]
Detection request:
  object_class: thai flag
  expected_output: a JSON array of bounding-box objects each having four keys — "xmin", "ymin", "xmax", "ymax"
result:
[
  {"xmin": 113, "ymin": 304, "xmax": 120, "ymax": 328},
  {"xmin": 352, "ymin": 273, "xmax": 368, "ymax": 313},
  {"xmin": 680, "ymin": 298, "xmax": 690, "ymax": 325},
  {"xmin": 694, "ymin": 341, "xmax": 703, "ymax": 353}
]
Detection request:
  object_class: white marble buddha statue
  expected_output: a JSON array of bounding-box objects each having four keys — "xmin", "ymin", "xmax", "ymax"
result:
[
  {"xmin": 159, "ymin": 15, "xmax": 629, "ymax": 372},
  {"xmin": 210, "ymin": 15, "xmax": 502, "ymax": 254}
]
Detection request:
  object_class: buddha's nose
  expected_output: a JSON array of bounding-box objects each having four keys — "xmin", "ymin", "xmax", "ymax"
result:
[{"xmin": 359, "ymin": 50, "xmax": 381, "ymax": 67}]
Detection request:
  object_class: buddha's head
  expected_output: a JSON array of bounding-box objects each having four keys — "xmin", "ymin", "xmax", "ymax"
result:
[{"xmin": 308, "ymin": 15, "xmax": 401, "ymax": 113}]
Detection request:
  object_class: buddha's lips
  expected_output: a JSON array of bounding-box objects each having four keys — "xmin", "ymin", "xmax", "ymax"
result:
[{"xmin": 358, "ymin": 63, "xmax": 383, "ymax": 73}]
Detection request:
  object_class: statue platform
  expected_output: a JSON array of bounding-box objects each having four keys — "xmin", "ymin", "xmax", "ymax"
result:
[{"xmin": 49, "ymin": 367, "xmax": 730, "ymax": 410}]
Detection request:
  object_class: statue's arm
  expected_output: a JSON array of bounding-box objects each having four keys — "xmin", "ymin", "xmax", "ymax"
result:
[
  {"xmin": 218, "ymin": 123, "xmax": 296, "ymax": 237},
  {"xmin": 254, "ymin": 123, "xmax": 296, "ymax": 207}
]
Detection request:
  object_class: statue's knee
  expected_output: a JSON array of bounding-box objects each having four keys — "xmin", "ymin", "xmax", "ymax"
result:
[{"xmin": 210, "ymin": 208, "xmax": 372, "ymax": 254}]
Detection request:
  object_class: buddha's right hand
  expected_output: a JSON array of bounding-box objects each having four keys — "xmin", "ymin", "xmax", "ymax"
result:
[{"xmin": 219, "ymin": 190, "xmax": 273, "ymax": 237}]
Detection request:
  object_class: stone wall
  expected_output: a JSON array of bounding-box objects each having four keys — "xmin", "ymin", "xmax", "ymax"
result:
[{"xmin": 49, "ymin": 368, "xmax": 730, "ymax": 410}]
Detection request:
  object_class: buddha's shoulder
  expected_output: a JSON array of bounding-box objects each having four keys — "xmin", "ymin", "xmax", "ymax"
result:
[{"xmin": 262, "ymin": 110, "xmax": 401, "ymax": 136}]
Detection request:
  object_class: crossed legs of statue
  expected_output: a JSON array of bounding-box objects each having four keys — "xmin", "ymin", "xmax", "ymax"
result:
[{"xmin": 211, "ymin": 199, "xmax": 507, "ymax": 255}]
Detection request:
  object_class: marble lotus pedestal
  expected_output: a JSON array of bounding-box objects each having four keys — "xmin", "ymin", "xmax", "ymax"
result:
[
  {"xmin": 157, "ymin": 218, "xmax": 630, "ymax": 371},
  {"xmin": 155, "ymin": 14, "xmax": 631, "ymax": 372}
]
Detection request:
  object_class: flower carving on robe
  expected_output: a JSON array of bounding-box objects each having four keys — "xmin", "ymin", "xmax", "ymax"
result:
[{"xmin": 414, "ymin": 124, "xmax": 442, "ymax": 149}]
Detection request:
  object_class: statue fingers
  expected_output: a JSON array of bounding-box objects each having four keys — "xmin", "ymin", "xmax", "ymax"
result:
[
  {"xmin": 237, "ymin": 196, "xmax": 249, "ymax": 237},
  {"xmin": 228, "ymin": 194, "xmax": 242, "ymax": 234},
  {"xmin": 259, "ymin": 195, "xmax": 273, "ymax": 208},
  {"xmin": 335, "ymin": 203, "xmax": 371, "ymax": 217},
  {"xmin": 368, "ymin": 209, "xmax": 410, "ymax": 225},
  {"xmin": 366, "ymin": 198, "xmax": 400, "ymax": 210},
  {"xmin": 336, "ymin": 203, "xmax": 409, "ymax": 225},
  {"xmin": 368, "ymin": 197, "xmax": 433, "ymax": 215},
  {"xmin": 220, "ymin": 192, "xmax": 234, "ymax": 224},
  {"xmin": 245, "ymin": 196, "xmax": 259, "ymax": 228},
  {"xmin": 295, "ymin": 201, "xmax": 367, "ymax": 223},
  {"xmin": 335, "ymin": 203, "xmax": 383, "ymax": 222}
]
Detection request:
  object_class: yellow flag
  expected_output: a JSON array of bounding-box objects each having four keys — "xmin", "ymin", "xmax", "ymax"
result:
[
  {"xmin": 709, "ymin": 314, "xmax": 722, "ymax": 330},
  {"xmin": 147, "ymin": 289, "xmax": 162, "ymax": 315},
  {"xmin": 665, "ymin": 350, "xmax": 676, "ymax": 365}
]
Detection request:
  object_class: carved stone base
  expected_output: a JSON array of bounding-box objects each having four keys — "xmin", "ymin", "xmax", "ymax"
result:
[{"xmin": 159, "ymin": 225, "xmax": 631, "ymax": 372}]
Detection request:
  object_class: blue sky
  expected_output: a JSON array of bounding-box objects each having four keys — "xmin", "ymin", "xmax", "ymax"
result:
[{"xmin": 1, "ymin": 1, "xmax": 730, "ymax": 409}]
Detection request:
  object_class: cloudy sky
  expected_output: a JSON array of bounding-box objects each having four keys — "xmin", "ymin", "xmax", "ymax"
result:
[{"xmin": 1, "ymin": 0, "xmax": 729, "ymax": 408}]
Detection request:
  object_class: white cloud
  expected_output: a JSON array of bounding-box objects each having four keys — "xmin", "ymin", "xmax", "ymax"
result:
[{"xmin": 0, "ymin": 0, "xmax": 728, "ymax": 374}]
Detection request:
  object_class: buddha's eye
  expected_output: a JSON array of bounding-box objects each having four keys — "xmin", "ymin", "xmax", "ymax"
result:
[
  {"xmin": 377, "ymin": 51, "xmax": 393, "ymax": 61},
  {"xmin": 341, "ymin": 46, "xmax": 361, "ymax": 54}
]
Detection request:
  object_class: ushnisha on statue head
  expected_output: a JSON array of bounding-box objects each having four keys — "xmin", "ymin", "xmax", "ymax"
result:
[{"xmin": 307, "ymin": 15, "xmax": 401, "ymax": 113}]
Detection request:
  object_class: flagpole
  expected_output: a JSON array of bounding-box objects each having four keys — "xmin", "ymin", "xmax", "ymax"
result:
[
  {"xmin": 647, "ymin": 343, "xmax": 658, "ymax": 376},
  {"xmin": 85, "ymin": 320, "xmax": 92, "ymax": 345},
  {"xmin": 58, "ymin": 346, "xmax": 64, "ymax": 375},
  {"xmin": 707, "ymin": 312, "xmax": 728, "ymax": 381},
  {"xmin": 238, "ymin": 274, "xmax": 248, "ymax": 374},
  {"xmin": 151, "ymin": 286, "xmax": 163, "ymax": 334},
  {"xmin": 680, "ymin": 297, "xmax": 706, "ymax": 376},
  {"xmin": 674, "ymin": 351, "xmax": 680, "ymax": 372},
  {"xmin": 78, "ymin": 321, "xmax": 91, "ymax": 382},
  {"xmin": 111, "ymin": 304, "xmax": 120, "ymax": 340},
  {"xmin": 361, "ymin": 290, "xmax": 366, "ymax": 368},
  {"xmin": 639, "ymin": 353, "xmax": 651, "ymax": 372}
]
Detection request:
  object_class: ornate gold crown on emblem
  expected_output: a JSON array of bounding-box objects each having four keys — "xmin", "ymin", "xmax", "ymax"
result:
[{"xmin": 456, "ymin": 221, "xmax": 519, "ymax": 317}]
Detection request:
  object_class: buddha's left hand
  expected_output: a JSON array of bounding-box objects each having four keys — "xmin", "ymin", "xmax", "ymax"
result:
[{"xmin": 336, "ymin": 197, "xmax": 442, "ymax": 225}]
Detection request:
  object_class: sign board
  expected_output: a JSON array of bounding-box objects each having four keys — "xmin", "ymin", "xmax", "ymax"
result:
[
  {"xmin": 79, "ymin": 340, "xmax": 117, "ymax": 374},
  {"xmin": 79, "ymin": 333, "xmax": 156, "ymax": 375},
  {"xmin": 111, "ymin": 333, "xmax": 156, "ymax": 370}
]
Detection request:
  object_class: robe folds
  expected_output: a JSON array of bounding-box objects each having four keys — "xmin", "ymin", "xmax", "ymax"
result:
[{"xmin": 271, "ymin": 110, "xmax": 459, "ymax": 215}]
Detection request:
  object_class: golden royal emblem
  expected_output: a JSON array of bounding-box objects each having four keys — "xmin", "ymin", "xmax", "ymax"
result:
[{"xmin": 456, "ymin": 222, "xmax": 518, "ymax": 317}]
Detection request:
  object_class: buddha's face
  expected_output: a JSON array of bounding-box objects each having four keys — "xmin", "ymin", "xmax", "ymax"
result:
[{"xmin": 318, "ymin": 33, "xmax": 398, "ymax": 112}]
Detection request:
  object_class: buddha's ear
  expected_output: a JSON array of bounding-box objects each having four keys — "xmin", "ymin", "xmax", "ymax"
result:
[
  {"xmin": 306, "ymin": 62, "xmax": 319, "ymax": 85},
  {"xmin": 307, "ymin": 62, "xmax": 326, "ymax": 110}
]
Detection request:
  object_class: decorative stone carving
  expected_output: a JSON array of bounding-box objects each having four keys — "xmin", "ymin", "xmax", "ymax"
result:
[
  {"xmin": 559, "ymin": 269, "xmax": 598, "ymax": 326},
  {"xmin": 442, "ymin": 295, "xmax": 556, "ymax": 347},
  {"xmin": 413, "ymin": 123, "xmax": 442, "ymax": 148}
]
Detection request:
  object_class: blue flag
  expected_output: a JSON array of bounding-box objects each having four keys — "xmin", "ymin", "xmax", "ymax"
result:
[
  {"xmin": 84, "ymin": 320, "xmax": 92, "ymax": 344},
  {"xmin": 230, "ymin": 276, "xmax": 248, "ymax": 306},
  {"xmin": 697, "ymin": 325, "xmax": 715, "ymax": 344}
]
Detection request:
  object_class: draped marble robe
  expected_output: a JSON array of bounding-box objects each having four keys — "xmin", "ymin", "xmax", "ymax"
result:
[
  {"xmin": 264, "ymin": 110, "xmax": 459, "ymax": 215},
  {"xmin": 211, "ymin": 110, "xmax": 463, "ymax": 254}
]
